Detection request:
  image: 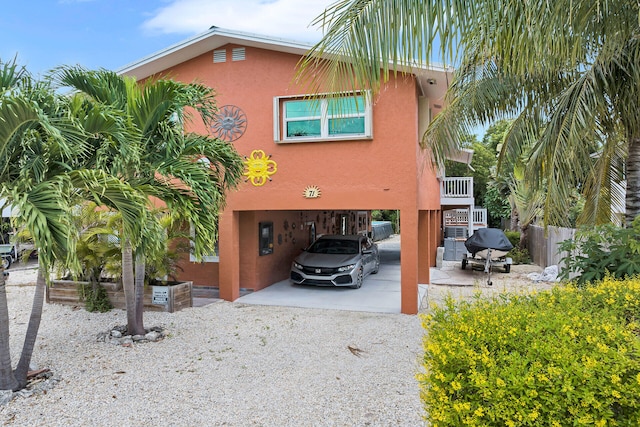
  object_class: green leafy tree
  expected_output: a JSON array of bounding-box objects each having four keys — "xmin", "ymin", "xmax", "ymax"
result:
[
  {"xmin": 446, "ymin": 140, "xmax": 495, "ymax": 208},
  {"xmin": 482, "ymin": 119, "xmax": 511, "ymax": 153},
  {"xmin": 299, "ymin": 0, "xmax": 640, "ymax": 227},
  {"xmin": 483, "ymin": 185, "xmax": 510, "ymax": 228},
  {"xmin": 55, "ymin": 67, "xmax": 244, "ymax": 335},
  {"xmin": 371, "ymin": 210, "xmax": 400, "ymax": 232}
]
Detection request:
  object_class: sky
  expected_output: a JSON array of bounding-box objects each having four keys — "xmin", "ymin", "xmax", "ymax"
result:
[
  {"xmin": 1, "ymin": 0, "xmax": 336, "ymax": 78},
  {"xmin": 1, "ymin": 0, "xmax": 488, "ymax": 138}
]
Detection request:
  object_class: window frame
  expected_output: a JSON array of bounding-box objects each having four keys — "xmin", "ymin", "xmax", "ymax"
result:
[
  {"xmin": 189, "ymin": 224, "xmax": 219, "ymax": 263},
  {"xmin": 273, "ymin": 91, "xmax": 373, "ymax": 143}
]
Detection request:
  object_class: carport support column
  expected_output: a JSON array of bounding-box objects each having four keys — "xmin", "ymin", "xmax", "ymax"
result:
[
  {"xmin": 219, "ymin": 210, "xmax": 240, "ymax": 301},
  {"xmin": 400, "ymin": 209, "xmax": 419, "ymax": 314},
  {"xmin": 418, "ymin": 211, "xmax": 430, "ymax": 284}
]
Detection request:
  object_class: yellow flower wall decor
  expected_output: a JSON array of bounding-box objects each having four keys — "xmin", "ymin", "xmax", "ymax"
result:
[{"xmin": 243, "ymin": 150, "xmax": 277, "ymax": 186}]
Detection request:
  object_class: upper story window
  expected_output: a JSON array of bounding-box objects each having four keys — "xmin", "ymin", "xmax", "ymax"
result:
[{"xmin": 274, "ymin": 92, "xmax": 372, "ymax": 143}]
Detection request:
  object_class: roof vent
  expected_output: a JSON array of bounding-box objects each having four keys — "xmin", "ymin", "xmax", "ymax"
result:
[
  {"xmin": 232, "ymin": 47, "xmax": 246, "ymax": 61},
  {"xmin": 213, "ymin": 49, "xmax": 226, "ymax": 63}
]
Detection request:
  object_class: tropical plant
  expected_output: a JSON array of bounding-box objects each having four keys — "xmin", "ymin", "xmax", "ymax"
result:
[
  {"xmin": 558, "ymin": 216, "xmax": 640, "ymax": 285},
  {"xmin": 298, "ymin": 0, "xmax": 640, "ymax": 228},
  {"xmin": 56, "ymin": 202, "xmax": 122, "ymax": 283},
  {"xmin": 0, "ymin": 58, "xmax": 146, "ymax": 391},
  {"xmin": 508, "ymin": 179, "xmax": 544, "ymax": 250},
  {"xmin": 54, "ymin": 67, "xmax": 244, "ymax": 335},
  {"xmin": 142, "ymin": 211, "xmax": 190, "ymax": 286}
]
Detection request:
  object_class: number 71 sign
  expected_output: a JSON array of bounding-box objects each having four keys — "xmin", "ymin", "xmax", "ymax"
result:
[{"xmin": 303, "ymin": 185, "xmax": 321, "ymax": 199}]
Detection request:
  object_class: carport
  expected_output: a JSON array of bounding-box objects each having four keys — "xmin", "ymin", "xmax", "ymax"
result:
[{"xmin": 235, "ymin": 236, "xmax": 428, "ymax": 313}]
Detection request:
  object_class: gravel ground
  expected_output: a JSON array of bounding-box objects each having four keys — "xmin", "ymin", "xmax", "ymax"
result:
[
  {"xmin": 0, "ymin": 261, "xmax": 556, "ymax": 427},
  {"xmin": 0, "ymin": 269, "xmax": 427, "ymax": 427}
]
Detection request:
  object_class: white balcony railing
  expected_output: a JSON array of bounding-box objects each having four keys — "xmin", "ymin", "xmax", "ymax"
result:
[
  {"xmin": 473, "ymin": 208, "xmax": 487, "ymax": 228},
  {"xmin": 440, "ymin": 177, "xmax": 473, "ymax": 199},
  {"xmin": 443, "ymin": 208, "xmax": 488, "ymax": 228}
]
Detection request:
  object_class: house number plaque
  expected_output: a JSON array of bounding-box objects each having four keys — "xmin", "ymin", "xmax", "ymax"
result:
[{"xmin": 303, "ymin": 185, "xmax": 321, "ymax": 199}]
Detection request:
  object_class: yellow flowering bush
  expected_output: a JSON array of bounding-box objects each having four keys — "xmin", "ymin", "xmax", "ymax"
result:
[{"xmin": 418, "ymin": 276, "xmax": 640, "ymax": 426}]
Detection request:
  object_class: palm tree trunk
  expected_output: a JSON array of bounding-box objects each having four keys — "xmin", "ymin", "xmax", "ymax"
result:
[
  {"xmin": 122, "ymin": 238, "xmax": 139, "ymax": 335},
  {"xmin": 14, "ymin": 268, "xmax": 46, "ymax": 389},
  {"xmin": 510, "ymin": 208, "xmax": 518, "ymax": 232},
  {"xmin": 519, "ymin": 224, "xmax": 529, "ymax": 250},
  {"xmin": 626, "ymin": 137, "xmax": 640, "ymax": 226},
  {"xmin": 0, "ymin": 270, "xmax": 18, "ymax": 391},
  {"xmin": 133, "ymin": 251, "xmax": 145, "ymax": 335}
]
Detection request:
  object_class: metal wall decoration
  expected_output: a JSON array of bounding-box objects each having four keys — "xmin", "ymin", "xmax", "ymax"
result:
[
  {"xmin": 211, "ymin": 105, "xmax": 247, "ymax": 141},
  {"xmin": 243, "ymin": 150, "xmax": 277, "ymax": 186}
]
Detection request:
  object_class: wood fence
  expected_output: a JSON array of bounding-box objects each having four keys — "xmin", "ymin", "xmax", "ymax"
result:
[{"xmin": 528, "ymin": 225, "xmax": 576, "ymax": 268}]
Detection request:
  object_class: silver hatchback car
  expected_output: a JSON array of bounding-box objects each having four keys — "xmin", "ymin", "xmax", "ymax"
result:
[{"xmin": 290, "ymin": 235, "xmax": 380, "ymax": 289}]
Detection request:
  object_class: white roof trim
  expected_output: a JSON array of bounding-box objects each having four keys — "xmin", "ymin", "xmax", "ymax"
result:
[
  {"xmin": 117, "ymin": 27, "xmax": 315, "ymax": 79},
  {"xmin": 116, "ymin": 26, "xmax": 453, "ymax": 88}
]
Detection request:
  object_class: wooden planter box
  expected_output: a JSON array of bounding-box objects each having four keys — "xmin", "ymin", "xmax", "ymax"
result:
[{"xmin": 46, "ymin": 280, "xmax": 193, "ymax": 313}]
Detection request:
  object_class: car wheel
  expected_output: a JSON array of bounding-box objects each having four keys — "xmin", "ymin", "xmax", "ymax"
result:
[
  {"xmin": 351, "ymin": 267, "xmax": 364, "ymax": 289},
  {"xmin": 2, "ymin": 256, "xmax": 11, "ymax": 270},
  {"xmin": 372, "ymin": 257, "xmax": 380, "ymax": 274}
]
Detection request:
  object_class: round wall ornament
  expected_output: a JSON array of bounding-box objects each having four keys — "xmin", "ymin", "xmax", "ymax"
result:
[
  {"xmin": 211, "ymin": 105, "xmax": 247, "ymax": 141},
  {"xmin": 243, "ymin": 150, "xmax": 277, "ymax": 186}
]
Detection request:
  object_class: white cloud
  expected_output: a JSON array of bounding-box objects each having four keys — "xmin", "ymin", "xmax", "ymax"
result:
[{"xmin": 142, "ymin": 0, "xmax": 335, "ymax": 42}]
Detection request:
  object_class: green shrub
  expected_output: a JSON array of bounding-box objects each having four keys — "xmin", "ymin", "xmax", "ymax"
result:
[
  {"xmin": 503, "ymin": 231, "xmax": 531, "ymax": 264},
  {"xmin": 559, "ymin": 216, "xmax": 640, "ymax": 285},
  {"xmin": 508, "ymin": 247, "xmax": 531, "ymax": 264},
  {"xmin": 418, "ymin": 276, "xmax": 640, "ymax": 426},
  {"xmin": 77, "ymin": 283, "xmax": 112, "ymax": 313},
  {"xmin": 504, "ymin": 230, "xmax": 520, "ymax": 248}
]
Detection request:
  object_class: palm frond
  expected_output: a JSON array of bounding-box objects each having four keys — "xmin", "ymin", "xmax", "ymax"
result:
[
  {"xmin": 6, "ymin": 179, "xmax": 76, "ymax": 276},
  {"xmin": 67, "ymin": 169, "xmax": 148, "ymax": 247}
]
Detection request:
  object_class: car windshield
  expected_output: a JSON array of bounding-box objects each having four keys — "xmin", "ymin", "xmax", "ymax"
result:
[{"xmin": 307, "ymin": 239, "xmax": 359, "ymax": 255}]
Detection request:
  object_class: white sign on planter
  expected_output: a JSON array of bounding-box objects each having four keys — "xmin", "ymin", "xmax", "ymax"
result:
[{"xmin": 152, "ymin": 286, "xmax": 169, "ymax": 305}]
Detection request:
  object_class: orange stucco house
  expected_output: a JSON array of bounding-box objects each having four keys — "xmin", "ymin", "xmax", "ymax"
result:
[{"xmin": 118, "ymin": 27, "xmax": 454, "ymax": 314}]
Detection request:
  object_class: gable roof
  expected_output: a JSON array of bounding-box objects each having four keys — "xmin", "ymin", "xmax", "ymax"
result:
[{"xmin": 117, "ymin": 26, "xmax": 451, "ymax": 98}]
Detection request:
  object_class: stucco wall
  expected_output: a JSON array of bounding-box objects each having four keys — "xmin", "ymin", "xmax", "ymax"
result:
[
  {"xmin": 179, "ymin": 209, "xmax": 367, "ymax": 290},
  {"xmin": 157, "ymin": 44, "xmax": 440, "ymax": 212},
  {"xmin": 149, "ymin": 42, "xmax": 443, "ymax": 310}
]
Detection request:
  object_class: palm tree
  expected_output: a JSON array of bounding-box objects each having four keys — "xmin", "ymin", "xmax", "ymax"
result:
[
  {"xmin": 508, "ymin": 179, "xmax": 544, "ymax": 249},
  {"xmin": 0, "ymin": 60, "xmax": 86, "ymax": 390},
  {"xmin": 298, "ymin": 0, "xmax": 640, "ymax": 227},
  {"xmin": 55, "ymin": 67, "xmax": 244, "ymax": 335},
  {"xmin": 0, "ymin": 59, "xmax": 147, "ymax": 390}
]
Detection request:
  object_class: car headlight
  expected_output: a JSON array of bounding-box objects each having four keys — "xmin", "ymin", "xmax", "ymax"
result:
[
  {"xmin": 337, "ymin": 264, "xmax": 356, "ymax": 272},
  {"xmin": 293, "ymin": 262, "xmax": 303, "ymax": 270}
]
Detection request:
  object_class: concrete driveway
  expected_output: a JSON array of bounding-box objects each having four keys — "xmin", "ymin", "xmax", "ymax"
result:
[{"xmin": 235, "ymin": 235, "xmax": 428, "ymax": 314}]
